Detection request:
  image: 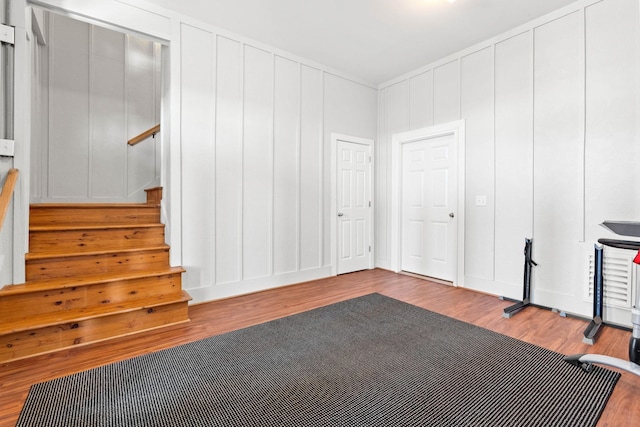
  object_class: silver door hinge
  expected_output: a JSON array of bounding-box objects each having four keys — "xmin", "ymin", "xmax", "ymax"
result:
[
  {"xmin": 0, "ymin": 24, "xmax": 15, "ymax": 45},
  {"xmin": 369, "ymin": 245, "xmax": 371, "ymax": 252},
  {"xmin": 368, "ymin": 201, "xmax": 371, "ymax": 207}
]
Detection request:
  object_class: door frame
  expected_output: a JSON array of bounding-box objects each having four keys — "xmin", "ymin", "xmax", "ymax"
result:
[
  {"xmin": 330, "ymin": 133, "xmax": 374, "ymax": 276},
  {"xmin": 391, "ymin": 120, "xmax": 466, "ymax": 286}
]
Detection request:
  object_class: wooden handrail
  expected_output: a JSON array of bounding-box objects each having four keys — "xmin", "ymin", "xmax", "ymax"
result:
[
  {"xmin": 128, "ymin": 124, "xmax": 160, "ymax": 146},
  {"xmin": 0, "ymin": 168, "xmax": 18, "ymax": 231}
]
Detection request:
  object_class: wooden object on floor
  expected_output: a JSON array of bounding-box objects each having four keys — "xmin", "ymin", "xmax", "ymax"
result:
[
  {"xmin": 0, "ymin": 269, "xmax": 637, "ymax": 427},
  {"xmin": 0, "ymin": 188, "xmax": 190, "ymax": 363},
  {"xmin": 0, "ymin": 168, "xmax": 18, "ymax": 231}
]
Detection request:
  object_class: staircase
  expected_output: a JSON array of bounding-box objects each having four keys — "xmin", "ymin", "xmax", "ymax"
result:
[{"xmin": 0, "ymin": 188, "xmax": 191, "ymax": 363}]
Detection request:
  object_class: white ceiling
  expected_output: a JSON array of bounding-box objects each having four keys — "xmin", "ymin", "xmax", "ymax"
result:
[{"xmin": 147, "ymin": 0, "xmax": 579, "ymax": 85}]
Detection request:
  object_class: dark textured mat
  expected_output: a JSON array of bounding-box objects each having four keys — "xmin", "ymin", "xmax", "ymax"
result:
[{"xmin": 17, "ymin": 293, "xmax": 619, "ymax": 426}]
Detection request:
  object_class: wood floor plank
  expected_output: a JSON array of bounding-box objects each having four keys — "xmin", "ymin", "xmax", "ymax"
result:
[{"xmin": 0, "ymin": 268, "xmax": 638, "ymax": 426}]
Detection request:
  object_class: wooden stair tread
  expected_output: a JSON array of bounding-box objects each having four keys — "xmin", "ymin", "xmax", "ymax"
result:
[
  {"xmin": 29, "ymin": 204, "xmax": 160, "ymax": 227},
  {"xmin": 25, "ymin": 244, "xmax": 170, "ymax": 260},
  {"xmin": 30, "ymin": 203, "xmax": 158, "ymax": 209},
  {"xmin": 0, "ymin": 267, "xmax": 186, "ymax": 296},
  {"xmin": 0, "ymin": 291, "xmax": 191, "ymax": 335},
  {"xmin": 1, "ymin": 190, "xmax": 190, "ymax": 362},
  {"xmin": 30, "ymin": 223, "xmax": 164, "ymax": 232}
]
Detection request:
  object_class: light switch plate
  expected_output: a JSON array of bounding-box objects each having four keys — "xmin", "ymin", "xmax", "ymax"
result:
[
  {"xmin": 476, "ymin": 195, "xmax": 487, "ymax": 207},
  {"xmin": 0, "ymin": 24, "xmax": 14, "ymax": 45},
  {"xmin": 0, "ymin": 139, "xmax": 14, "ymax": 157}
]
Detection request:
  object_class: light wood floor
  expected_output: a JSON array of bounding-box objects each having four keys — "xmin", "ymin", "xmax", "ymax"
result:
[{"xmin": 1, "ymin": 268, "xmax": 638, "ymax": 426}]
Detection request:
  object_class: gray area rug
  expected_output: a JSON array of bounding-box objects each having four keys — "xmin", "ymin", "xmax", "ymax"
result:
[{"xmin": 17, "ymin": 293, "xmax": 619, "ymax": 427}]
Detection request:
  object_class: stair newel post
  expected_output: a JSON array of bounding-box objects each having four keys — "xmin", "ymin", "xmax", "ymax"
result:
[{"xmin": 144, "ymin": 187, "xmax": 163, "ymax": 205}]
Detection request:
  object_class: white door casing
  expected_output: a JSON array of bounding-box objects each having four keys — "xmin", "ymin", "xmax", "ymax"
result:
[
  {"xmin": 391, "ymin": 120, "xmax": 465, "ymax": 286},
  {"xmin": 331, "ymin": 134, "xmax": 373, "ymax": 275},
  {"xmin": 401, "ymin": 135, "xmax": 457, "ymax": 281},
  {"xmin": 7, "ymin": 0, "xmax": 28, "ymax": 284}
]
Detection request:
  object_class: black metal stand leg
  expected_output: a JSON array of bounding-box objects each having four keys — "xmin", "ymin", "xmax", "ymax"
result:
[
  {"xmin": 583, "ymin": 244, "xmax": 604, "ymax": 345},
  {"xmin": 503, "ymin": 238, "xmax": 537, "ymax": 318}
]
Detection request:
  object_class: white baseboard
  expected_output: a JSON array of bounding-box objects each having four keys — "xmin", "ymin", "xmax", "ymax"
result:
[{"xmin": 185, "ymin": 266, "xmax": 334, "ymax": 304}]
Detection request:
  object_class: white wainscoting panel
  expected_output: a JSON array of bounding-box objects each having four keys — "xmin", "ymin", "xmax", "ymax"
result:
[
  {"xmin": 242, "ymin": 45, "xmax": 274, "ymax": 281},
  {"xmin": 179, "ymin": 23, "xmax": 216, "ymax": 291},
  {"xmin": 584, "ymin": 0, "xmax": 639, "ymax": 238},
  {"xmin": 173, "ymin": 20, "xmax": 377, "ymax": 300},
  {"xmin": 409, "ymin": 70, "xmax": 433, "ymax": 130},
  {"xmin": 273, "ymin": 56, "xmax": 300, "ymax": 276},
  {"xmin": 533, "ymin": 11, "xmax": 585, "ymax": 309},
  {"xmin": 48, "ymin": 15, "xmax": 90, "ymax": 198},
  {"xmin": 461, "ymin": 47, "xmax": 495, "ymax": 281},
  {"xmin": 494, "ymin": 31, "xmax": 533, "ymax": 297},
  {"xmin": 215, "ymin": 35, "xmax": 243, "ymax": 285},
  {"xmin": 299, "ymin": 65, "xmax": 323, "ymax": 271},
  {"xmin": 433, "ymin": 60, "xmax": 460, "ymax": 125},
  {"xmin": 375, "ymin": 81, "xmax": 408, "ymax": 267},
  {"xmin": 91, "ymin": 26, "xmax": 126, "ymax": 199}
]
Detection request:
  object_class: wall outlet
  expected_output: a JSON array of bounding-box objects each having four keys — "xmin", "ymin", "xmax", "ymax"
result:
[{"xmin": 476, "ymin": 195, "xmax": 487, "ymax": 207}]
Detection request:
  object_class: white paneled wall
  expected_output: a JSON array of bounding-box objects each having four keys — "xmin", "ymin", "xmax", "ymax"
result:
[
  {"xmin": 433, "ymin": 60, "xmax": 460, "ymax": 125},
  {"xmin": 378, "ymin": 0, "xmax": 639, "ymax": 325},
  {"xmin": 179, "ymin": 25, "xmax": 377, "ymax": 301},
  {"xmin": 323, "ymin": 74, "xmax": 378, "ymax": 265},
  {"xmin": 31, "ymin": 13, "xmax": 161, "ymax": 203},
  {"xmin": 126, "ymin": 36, "xmax": 161, "ymax": 197},
  {"xmin": 243, "ymin": 45, "xmax": 274, "ymax": 280},
  {"xmin": 533, "ymin": 11, "xmax": 585, "ymax": 310},
  {"xmin": 48, "ymin": 16, "xmax": 89, "ymax": 199},
  {"xmin": 215, "ymin": 36, "xmax": 243, "ymax": 285},
  {"xmin": 376, "ymin": 81, "xmax": 408, "ymax": 265},
  {"xmin": 299, "ymin": 65, "xmax": 323, "ymax": 272},
  {"xmin": 494, "ymin": 32, "xmax": 533, "ymax": 288},
  {"xmin": 179, "ymin": 23, "xmax": 215, "ymax": 289},
  {"xmin": 31, "ymin": 0, "xmax": 638, "ymax": 317},
  {"xmin": 0, "ymin": 159, "xmax": 13, "ymax": 285},
  {"xmin": 461, "ymin": 47, "xmax": 494, "ymax": 281},
  {"xmin": 273, "ymin": 56, "xmax": 300, "ymax": 276},
  {"xmin": 91, "ymin": 26, "xmax": 125, "ymax": 199},
  {"xmin": 409, "ymin": 71, "xmax": 433, "ymax": 130},
  {"xmin": 27, "ymin": 2, "xmax": 377, "ymax": 302},
  {"xmin": 584, "ymin": 0, "xmax": 639, "ymax": 237}
]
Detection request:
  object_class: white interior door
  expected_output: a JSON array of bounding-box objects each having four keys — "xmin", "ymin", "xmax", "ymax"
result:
[
  {"xmin": 337, "ymin": 140, "xmax": 371, "ymax": 274},
  {"xmin": 401, "ymin": 134, "xmax": 457, "ymax": 281}
]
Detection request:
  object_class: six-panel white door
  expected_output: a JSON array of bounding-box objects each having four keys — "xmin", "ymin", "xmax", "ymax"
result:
[
  {"xmin": 337, "ymin": 140, "xmax": 371, "ymax": 274},
  {"xmin": 401, "ymin": 134, "xmax": 457, "ymax": 281}
]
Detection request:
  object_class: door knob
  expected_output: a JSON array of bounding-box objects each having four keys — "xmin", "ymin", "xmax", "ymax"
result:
[
  {"xmin": 337, "ymin": 212, "xmax": 344, "ymax": 217},
  {"xmin": 449, "ymin": 212, "xmax": 455, "ymax": 218}
]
